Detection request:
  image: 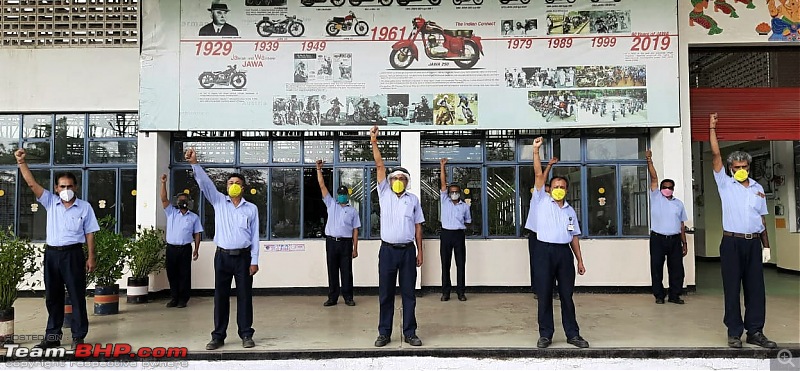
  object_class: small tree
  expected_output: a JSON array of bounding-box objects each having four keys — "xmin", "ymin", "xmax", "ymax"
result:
[
  {"xmin": 128, "ymin": 226, "xmax": 166, "ymax": 279},
  {"xmin": 87, "ymin": 216, "xmax": 130, "ymax": 287},
  {"xmin": 0, "ymin": 227, "xmax": 40, "ymax": 310}
]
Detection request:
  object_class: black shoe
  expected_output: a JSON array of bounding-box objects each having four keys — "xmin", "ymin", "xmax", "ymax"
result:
[
  {"xmin": 553, "ymin": 292, "xmax": 560, "ymax": 300},
  {"xmin": 344, "ymin": 299, "xmax": 356, "ymax": 306},
  {"xmin": 176, "ymin": 302, "xmax": 187, "ymax": 308},
  {"xmin": 374, "ymin": 335, "xmax": 391, "ymax": 347},
  {"xmin": 206, "ymin": 339, "xmax": 224, "ymax": 350},
  {"xmin": 441, "ymin": 294, "xmax": 450, "ymax": 301},
  {"xmin": 403, "ymin": 335, "xmax": 422, "ymax": 346},
  {"xmin": 166, "ymin": 300, "xmax": 178, "ymax": 308},
  {"xmin": 728, "ymin": 336, "xmax": 742, "ymax": 348},
  {"xmin": 242, "ymin": 337, "xmax": 255, "ymax": 348},
  {"xmin": 536, "ymin": 337, "xmax": 552, "ymax": 348},
  {"xmin": 667, "ymin": 297, "xmax": 685, "ymax": 305},
  {"xmin": 746, "ymin": 332, "xmax": 777, "ymax": 349},
  {"xmin": 567, "ymin": 335, "xmax": 590, "ymax": 348},
  {"xmin": 323, "ymin": 299, "xmax": 337, "ymax": 307},
  {"xmin": 71, "ymin": 338, "xmax": 84, "ymax": 348},
  {"xmin": 655, "ymin": 298, "xmax": 665, "ymax": 304},
  {"xmin": 457, "ymin": 294, "xmax": 467, "ymax": 302},
  {"xmin": 34, "ymin": 340, "xmax": 60, "ymax": 349}
]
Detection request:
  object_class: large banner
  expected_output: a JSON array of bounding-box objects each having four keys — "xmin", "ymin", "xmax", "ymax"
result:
[{"xmin": 156, "ymin": 0, "xmax": 679, "ymax": 131}]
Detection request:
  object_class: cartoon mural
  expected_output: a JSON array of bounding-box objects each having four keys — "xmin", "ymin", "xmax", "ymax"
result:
[{"xmin": 687, "ymin": 0, "xmax": 800, "ymax": 40}]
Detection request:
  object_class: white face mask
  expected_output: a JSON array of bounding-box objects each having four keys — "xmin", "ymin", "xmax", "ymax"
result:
[
  {"xmin": 59, "ymin": 189, "xmax": 75, "ymax": 202},
  {"xmin": 449, "ymin": 192, "xmax": 460, "ymax": 201}
]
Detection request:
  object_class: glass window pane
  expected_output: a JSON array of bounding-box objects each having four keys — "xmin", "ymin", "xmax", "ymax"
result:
[
  {"xmin": 341, "ymin": 139, "xmax": 399, "ymax": 162},
  {"xmin": 486, "ymin": 139, "xmax": 515, "ymax": 162},
  {"xmin": 304, "ymin": 140, "xmax": 334, "ymax": 164},
  {"xmin": 88, "ymin": 170, "xmax": 117, "ymax": 226},
  {"xmin": 270, "ymin": 168, "xmax": 301, "ymax": 238},
  {"xmin": 588, "ymin": 166, "xmax": 617, "ymax": 236},
  {"xmin": 486, "ymin": 167, "xmax": 516, "ymax": 236},
  {"xmin": 88, "ymin": 141, "xmax": 137, "ymax": 164},
  {"xmin": 338, "ymin": 168, "xmax": 366, "ymax": 238},
  {"xmin": 199, "ymin": 168, "xmax": 231, "ymax": 240},
  {"xmin": 452, "ymin": 167, "xmax": 482, "ymax": 237},
  {"xmin": 0, "ymin": 170, "xmax": 16, "ymax": 230},
  {"xmin": 370, "ymin": 168, "xmax": 381, "ymax": 238},
  {"xmin": 0, "ymin": 115, "xmax": 20, "ymax": 165},
  {"xmin": 273, "ymin": 141, "xmax": 301, "ymax": 163},
  {"xmin": 587, "ymin": 138, "xmax": 646, "ymax": 160},
  {"xmin": 173, "ymin": 141, "xmax": 235, "ymax": 164},
  {"xmin": 18, "ymin": 170, "xmax": 50, "ymax": 240},
  {"xmin": 518, "ymin": 138, "xmax": 551, "ymax": 162},
  {"xmin": 120, "ymin": 169, "xmax": 137, "ymax": 237},
  {"xmin": 88, "ymin": 113, "xmax": 138, "ymax": 138},
  {"xmin": 420, "ymin": 166, "xmax": 441, "ymax": 238},
  {"xmin": 241, "ymin": 169, "xmax": 269, "ymax": 239},
  {"xmin": 420, "ymin": 139, "xmax": 482, "ymax": 162},
  {"xmin": 622, "ymin": 165, "xmax": 649, "ymax": 236},
  {"xmin": 554, "ymin": 137, "xmax": 581, "ymax": 162},
  {"xmin": 54, "ymin": 114, "xmax": 85, "ymax": 165},
  {"xmin": 23, "ymin": 115, "xmax": 52, "ymax": 139},
  {"xmin": 304, "ymin": 168, "xmax": 331, "ymax": 238},
  {"xmin": 240, "ymin": 141, "xmax": 269, "ymax": 164},
  {"xmin": 22, "ymin": 142, "xmax": 50, "ymax": 165},
  {"xmin": 552, "ymin": 166, "xmax": 583, "ymax": 221}
]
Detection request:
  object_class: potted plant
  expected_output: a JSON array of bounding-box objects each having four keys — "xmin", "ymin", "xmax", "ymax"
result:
[
  {"xmin": 86, "ymin": 216, "xmax": 130, "ymax": 315},
  {"xmin": 0, "ymin": 227, "xmax": 40, "ymax": 343},
  {"xmin": 126, "ymin": 226, "xmax": 166, "ymax": 304}
]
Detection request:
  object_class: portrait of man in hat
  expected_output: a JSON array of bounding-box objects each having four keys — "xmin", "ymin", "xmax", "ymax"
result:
[{"xmin": 199, "ymin": 2, "xmax": 239, "ymax": 37}]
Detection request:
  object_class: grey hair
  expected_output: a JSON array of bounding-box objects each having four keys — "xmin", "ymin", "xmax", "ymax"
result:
[{"xmin": 726, "ymin": 151, "xmax": 752, "ymax": 167}]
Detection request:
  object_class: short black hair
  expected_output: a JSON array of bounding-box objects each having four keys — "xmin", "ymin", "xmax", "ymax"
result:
[
  {"xmin": 175, "ymin": 193, "xmax": 190, "ymax": 200},
  {"xmin": 336, "ymin": 186, "xmax": 349, "ymax": 195},
  {"xmin": 549, "ymin": 176, "xmax": 569, "ymax": 189},
  {"xmin": 54, "ymin": 172, "xmax": 78, "ymax": 186},
  {"xmin": 660, "ymin": 179, "xmax": 675, "ymax": 188},
  {"xmin": 228, "ymin": 173, "xmax": 246, "ymax": 185},
  {"xmin": 447, "ymin": 182, "xmax": 461, "ymax": 191}
]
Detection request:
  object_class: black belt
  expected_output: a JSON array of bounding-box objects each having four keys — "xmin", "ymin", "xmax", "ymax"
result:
[
  {"xmin": 381, "ymin": 241, "xmax": 414, "ymax": 249},
  {"xmin": 650, "ymin": 231, "xmax": 680, "ymax": 239},
  {"xmin": 326, "ymin": 236, "xmax": 352, "ymax": 242},
  {"xmin": 723, "ymin": 231, "xmax": 761, "ymax": 240},
  {"xmin": 441, "ymin": 228, "xmax": 465, "ymax": 232},
  {"xmin": 46, "ymin": 243, "xmax": 82, "ymax": 251},
  {"xmin": 167, "ymin": 243, "xmax": 192, "ymax": 248},
  {"xmin": 216, "ymin": 246, "xmax": 251, "ymax": 256}
]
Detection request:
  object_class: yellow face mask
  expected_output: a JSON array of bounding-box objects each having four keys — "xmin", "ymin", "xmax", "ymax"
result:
[
  {"xmin": 228, "ymin": 183, "xmax": 243, "ymax": 197},
  {"xmin": 551, "ymin": 188, "xmax": 566, "ymax": 201},
  {"xmin": 733, "ymin": 169, "xmax": 749, "ymax": 182},
  {"xmin": 391, "ymin": 180, "xmax": 406, "ymax": 194}
]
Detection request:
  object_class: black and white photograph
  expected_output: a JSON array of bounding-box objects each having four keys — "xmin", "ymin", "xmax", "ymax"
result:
[
  {"xmin": 197, "ymin": 64, "xmax": 248, "ymax": 89},
  {"xmin": 512, "ymin": 67, "xmax": 576, "ymax": 89},
  {"xmin": 273, "ymin": 95, "xmax": 320, "ymax": 126},
  {"xmin": 293, "ymin": 54, "xmax": 314, "ymax": 83},
  {"xmin": 198, "ymin": 2, "xmax": 239, "ymax": 36},
  {"xmin": 386, "ymin": 94, "xmax": 410, "ymax": 125},
  {"xmin": 500, "ymin": 19, "xmax": 537, "ymax": 36},
  {"xmin": 317, "ymin": 55, "xmax": 333, "ymax": 80},
  {"xmin": 527, "ymin": 90, "xmax": 579, "ymax": 123},
  {"xmin": 334, "ymin": 53, "xmax": 352, "ymax": 81},
  {"xmin": 589, "ymin": 10, "xmax": 631, "ymax": 34},
  {"xmin": 344, "ymin": 95, "xmax": 388, "ymax": 125},
  {"xmin": 546, "ymin": 11, "xmax": 590, "ymax": 35},
  {"xmin": 408, "ymin": 94, "xmax": 435, "ymax": 125},
  {"xmin": 575, "ymin": 65, "xmax": 646, "ymax": 88},
  {"xmin": 574, "ymin": 88, "xmax": 648, "ymax": 122},
  {"xmin": 319, "ymin": 94, "xmax": 346, "ymax": 125}
]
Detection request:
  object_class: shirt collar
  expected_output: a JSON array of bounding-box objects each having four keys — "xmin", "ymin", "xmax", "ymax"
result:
[
  {"xmin": 225, "ymin": 196, "xmax": 249, "ymax": 206},
  {"xmin": 729, "ymin": 177, "xmax": 757, "ymax": 188},
  {"xmin": 549, "ymin": 197, "xmax": 571, "ymax": 209},
  {"xmin": 56, "ymin": 197, "xmax": 81, "ymax": 209}
]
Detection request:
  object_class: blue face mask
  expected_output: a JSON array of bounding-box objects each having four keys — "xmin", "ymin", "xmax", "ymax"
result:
[{"xmin": 337, "ymin": 194, "xmax": 348, "ymax": 204}]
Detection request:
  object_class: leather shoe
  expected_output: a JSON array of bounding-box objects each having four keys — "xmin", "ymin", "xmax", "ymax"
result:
[
  {"xmin": 746, "ymin": 332, "xmax": 777, "ymax": 348},
  {"xmin": 165, "ymin": 300, "xmax": 178, "ymax": 308},
  {"xmin": 323, "ymin": 299, "xmax": 337, "ymax": 307},
  {"xmin": 374, "ymin": 335, "xmax": 391, "ymax": 347},
  {"xmin": 667, "ymin": 297, "xmax": 685, "ymax": 305},
  {"xmin": 345, "ymin": 299, "xmax": 356, "ymax": 306},
  {"xmin": 403, "ymin": 335, "xmax": 422, "ymax": 346},
  {"xmin": 655, "ymin": 298, "xmax": 665, "ymax": 304},
  {"xmin": 440, "ymin": 294, "xmax": 450, "ymax": 301},
  {"xmin": 34, "ymin": 340, "xmax": 61, "ymax": 349},
  {"xmin": 536, "ymin": 337, "xmax": 552, "ymax": 348},
  {"xmin": 205, "ymin": 338, "xmax": 224, "ymax": 350},
  {"xmin": 242, "ymin": 337, "xmax": 255, "ymax": 348},
  {"xmin": 71, "ymin": 338, "xmax": 84, "ymax": 348},
  {"xmin": 457, "ymin": 294, "xmax": 467, "ymax": 302},
  {"xmin": 728, "ymin": 336, "xmax": 742, "ymax": 348},
  {"xmin": 567, "ymin": 335, "xmax": 590, "ymax": 348}
]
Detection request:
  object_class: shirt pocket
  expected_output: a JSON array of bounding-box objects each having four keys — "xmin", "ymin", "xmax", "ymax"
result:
[
  {"xmin": 235, "ymin": 213, "xmax": 251, "ymax": 231},
  {"xmin": 66, "ymin": 215, "xmax": 83, "ymax": 233},
  {"xmin": 403, "ymin": 203, "xmax": 415, "ymax": 221}
]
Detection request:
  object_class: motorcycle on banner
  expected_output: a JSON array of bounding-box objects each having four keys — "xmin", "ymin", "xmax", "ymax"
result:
[
  {"xmin": 326, "ymin": 11, "xmax": 369, "ymax": 36},
  {"xmin": 390, "ymin": 17, "xmax": 483, "ymax": 69},
  {"xmin": 256, "ymin": 15, "xmax": 305, "ymax": 37},
  {"xmin": 397, "ymin": 0, "xmax": 441, "ymax": 5},
  {"xmin": 349, "ymin": 0, "xmax": 393, "ymax": 5},
  {"xmin": 453, "ymin": 0, "xmax": 483, "ymax": 4},
  {"xmin": 198, "ymin": 65, "xmax": 247, "ymax": 89}
]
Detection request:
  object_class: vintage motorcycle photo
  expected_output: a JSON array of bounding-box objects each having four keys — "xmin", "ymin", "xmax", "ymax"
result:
[
  {"xmin": 256, "ymin": 15, "xmax": 304, "ymax": 37},
  {"xmin": 326, "ymin": 11, "xmax": 369, "ymax": 36},
  {"xmin": 301, "ymin": 0, "xmax": 345, "ymax": 6},
  {"xmin": 390, "ymin": 17, "xmax": 483, "ymax": 69},
  {"xmin": 397, "ymin": 0, "xmax": 441, "ymax": 5},
  {"xmin": 198, "ymin": 65, "xmax": 247, "ymax": 89},
  {"xmin": 452, "ymin": 0, "xmax": 482, "ymax": 5}
]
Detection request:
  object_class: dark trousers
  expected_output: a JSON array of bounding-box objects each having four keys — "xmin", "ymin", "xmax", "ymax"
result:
[
  {"xmin": 533, "ymin": 241, "xmax": 580, "ymax": 339},
  {"xmin": 44, "ymin": 245, "xmax": 88, "ymax": 340},
  {"xmin": 166, "ymin": 244, "xmax": 192, "ymax": 304},
  {"xmin": 649, "ymin": 233, "xmax": 685, "ymax": 300},
  {"xmin": 378, "ymin": 242, "xmax": 417, "ymax": 337},
  {"xmin": 528, "ymin": 233, "xmax": 537, "ymax": 293},
  {"xmin": 212, "ymin": 249, "xmax": 254, "ymax": 341},
  {"xmin": 440, "ymin": 229, "xmax": 466, "ymax": 295},
  {"xmin": 720, "ymin": 235, "xmax": 765, "ymax": 338},
  {"xmin": 326, "ymin": 237, "xmax": 354, "ymax": 302}
]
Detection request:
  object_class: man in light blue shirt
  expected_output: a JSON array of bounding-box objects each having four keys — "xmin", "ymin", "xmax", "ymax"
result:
[
  {"xmin": 709, "ymin": 113, "xmax": 775, "ymax": 349},
  {"xmin": 186, "ymin": 148, "xmax": 260, "ymax": 350},
  {"xmin": 438, "ymin": 158, "xmax": 471, "ymax": 302},
  {"xmin": 16, "ymin": 149, "xmax": 99, "ymax": 350},
  {"xmin": 160, "ymin": 174, "xmax": 203, "ymax": 308},
  {"xmin": 530, "ymin": 137, "xmax": 589, "ymax": 349},
  {"xmin": 316, "ymin": 160, "xmax": 361, "ymax": 307},
  {"xmin": 646, "ymin": 150, "xmax": 688, "ymax": 305},
  {"xmin": 524, "ymin": 156, "xmax": 558, "ymax": 300},
  {"xmin": 371, "ymin": 126, "xmax": 425, "ymax": 348}
]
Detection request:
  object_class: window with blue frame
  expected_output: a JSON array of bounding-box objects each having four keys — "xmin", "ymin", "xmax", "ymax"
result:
[
  {"xmin": 0, "ymin": 113, "xmax": 139, "ymax": 239},
  {"xmin": 170, "ymin": 131, "xmax": 401, "ymax": 241},
  {"xmin": 420, "ymin": 129, "xmax": 650, "ymax": 239}
]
